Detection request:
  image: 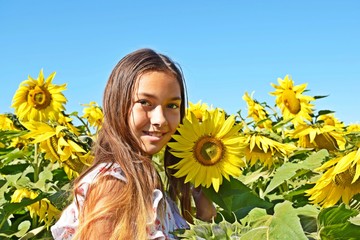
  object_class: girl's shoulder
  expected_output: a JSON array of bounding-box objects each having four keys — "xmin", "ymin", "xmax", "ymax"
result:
[
  {"xmin": 75, "ymin": 162, "xmax": 126, "ymax": 203},
  {"xmin": 80, "ymin": 162, "xmax": 127, "ymax": 185},
  {"xmin": 51, "ymin": 162, "xmax": 127, "ymax": 240}
]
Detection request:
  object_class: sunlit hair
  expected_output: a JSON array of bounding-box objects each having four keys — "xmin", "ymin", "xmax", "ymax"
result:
[{"xmin": 73, "ymin": 48, "xmax": 190, "ymax": 239}]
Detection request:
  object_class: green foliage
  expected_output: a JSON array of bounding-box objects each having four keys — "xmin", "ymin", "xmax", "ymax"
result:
[
  {"xmin": 176, "ymin": 217, "xmax": 243, "ymax": 239},
  {"xmin": 264, "ymin": 149, "xmax": 328, "ymax": 196},
  {"xmin": 202, "ymin": 177, "xmax": 273, "ymax": 222},
  {"xmin": 0, "ymin": 111, "xmax": 94, "ymax": 239},
  {"xmin": 2, "ymin": 73, "xmax": 360, "ymax": 239},
  {"xmin": 318, "ymin": 204, "xmax": 360, "ymax": 240}
]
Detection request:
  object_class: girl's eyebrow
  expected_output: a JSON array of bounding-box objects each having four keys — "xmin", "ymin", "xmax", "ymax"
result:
[{"xmin": 136, "ymin": 92, "xmax": 182, "ymax": 101}]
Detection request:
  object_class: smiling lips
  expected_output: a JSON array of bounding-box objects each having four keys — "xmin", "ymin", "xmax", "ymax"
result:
[{"xmin": 144, "ymin": 131, "xmax": 166, "ymax": 138}]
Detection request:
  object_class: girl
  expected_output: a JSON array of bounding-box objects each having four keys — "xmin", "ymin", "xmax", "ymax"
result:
[{"xmin": 51, "ymin": 48, "xmax": 216, "ymax": 239}]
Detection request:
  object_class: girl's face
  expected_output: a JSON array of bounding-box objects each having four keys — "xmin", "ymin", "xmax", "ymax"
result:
[{"xmin": 129, "ymin": 71, "xmax": 182, "ymax": 155}]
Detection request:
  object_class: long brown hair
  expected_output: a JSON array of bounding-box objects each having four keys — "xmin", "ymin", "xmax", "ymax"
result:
[{"xmin": 74, "ymin": 48, "xmax": 191, "ymax": 239}]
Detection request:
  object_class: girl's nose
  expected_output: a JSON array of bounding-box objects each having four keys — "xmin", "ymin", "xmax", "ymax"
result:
[{"xmin": 150, "ymin": 106, "xmax": 168, "ymax": 127}]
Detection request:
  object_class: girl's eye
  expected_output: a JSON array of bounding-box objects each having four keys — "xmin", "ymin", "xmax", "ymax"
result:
[
  {"xmin": 138, "ymin": 100, "xmax": 151, "ymax": 106},
  {"xmin": 168, "ymin": 103, "xmax": 180, "ymax": 109}
]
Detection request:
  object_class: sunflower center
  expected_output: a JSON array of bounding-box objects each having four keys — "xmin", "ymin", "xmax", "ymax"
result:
[
  {"xmin": 194, "ymin": 136, "xmax": 224, "ymax": 166},
  {"xmin": 282, "ymin": 89, "xmax": 301, "ymax": 114},
  {"xmin": 27, "ymin": 86, "xmax": 52, "ymax": 110},
  {"xmin": 314, "ymin": 133, "xmax": 338, "ymax": 151},
  {"xmin": 334, "ymin": 167, "xmax": 360, "ymax": 186}
]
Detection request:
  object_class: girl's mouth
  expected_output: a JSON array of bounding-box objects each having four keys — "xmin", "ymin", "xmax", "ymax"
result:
[{"xmin": 143, "ymin": 131, "xmax": 165, "ymax": 138}]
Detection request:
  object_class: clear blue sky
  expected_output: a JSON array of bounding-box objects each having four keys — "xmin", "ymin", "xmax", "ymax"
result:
[{"xmin": 1, "ymin": 1, "xmax": 359, "ymax": 124}]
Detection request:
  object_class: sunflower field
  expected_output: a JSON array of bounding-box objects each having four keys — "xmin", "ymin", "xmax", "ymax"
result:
[{"xmin": 1, "ymin": 70, "xmax": 360, "ymax": 239}]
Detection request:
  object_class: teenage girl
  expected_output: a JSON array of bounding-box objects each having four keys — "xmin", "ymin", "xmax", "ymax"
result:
[{"xmin": 51, "ymin": 48, "xmax": 216, "ymax": 239}]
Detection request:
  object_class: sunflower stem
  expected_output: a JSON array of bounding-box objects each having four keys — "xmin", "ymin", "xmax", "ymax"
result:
[
  {"xmin": 32, "ymin": 212, "xmax": 38, "ymax": 228},
  {"xmin": 280, "ymin": 181, "xmax": 289, "ymax": 194},
  {"xmin": 0, "ymin": 213, "xmax": 8, "ymax": 230},
  {"xmin": 74, "ymin": 114, "xmax": 92, "ymax": 136},
  {"xmin": 33, "ymin": 143, "xmax": 40, "ymax": 183}
]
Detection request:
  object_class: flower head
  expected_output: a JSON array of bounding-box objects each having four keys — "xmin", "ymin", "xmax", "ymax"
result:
[
  {"xmin": 57, "ymin": 113, "xmax": 80, "ymax": 135},
  {"xmin": 168, "ymin": 109, "xmax": 246, "ymax": 192},
  {"xmin": 270, "ymin": 75, "xmax": 314, "ymax": 126},
  {"xmin": 346, "ymin": 123, "xmax": 360, "ymax": 133},
  {"xmin": 306, "ymin": 148, "xmax": 360, "ymax": 207},
  {"xmin": 0, "ymin": 114, "xmax": 16, "ymax": 130},
  {"xmin": 242, "ymin": 92, "xmax": 272, "ymax": 129},
  {"xmin": 186, "ymin": 100, "xmax": 214, "ymax": 122},
  {"xmin": 11, "ymin": 69, "xmax": 67, "ymax": 122},
  {"xmin": 82, "ymin": 101, "xmax": 103, "ymax": 129},
  {"xmin": 317, "ymin": 114, "xmax": 344, "ymax": 129},
  {"xmin": 22, "ymin": 121, "xmax": 90, "ymax": 178},
  {"xmin": 11, "ymin": 188, "xmax": 61, "ymax": 226},
  {"xmin": 244, "ymin": 132, "xmax": 297, "ymax": 168},
  {"xmin": 291, "ymin": 123, "xmax": 346, "ymax": 151}
]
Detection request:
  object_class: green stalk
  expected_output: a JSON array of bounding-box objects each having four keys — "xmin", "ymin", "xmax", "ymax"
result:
[
  {"xmin": 33, "ymin": 143, "xmax": 39, "ymax": 183},
  {"xmin": 0, "ymin": 214, "xmax": 8, "ymax": 230},
  {"xmin": 74, "ymin": 114, "xmax": 92, "ymax": 136},
  {"xmin": 32, "ymin": 143, "xmax": 41, "ymax": 228}
]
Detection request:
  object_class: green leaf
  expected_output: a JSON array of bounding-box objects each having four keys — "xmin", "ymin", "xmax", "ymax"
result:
[
  {"xmin": 52, "ymin": 168, "xmax": 72, "ymax": 189},
  {"xmin": 238, "ymin": 167, "xmax": 269, "ymax": 185},
  {"xmin": 1, "ymin": 192, "xmax": 49, "ymax": 217},
  {"xmin": 349, "ymin": 213, "xmax": 360, "ymax": 226},
  {"xmin": 0, "ymin": 163, "xmax": 29, "ymax": 175},
  {"xmin": 0, "ymin": 220, "xmax": 31, "ymax": 238},
  {"xmin": 0, "ymin": 148, "xmax": 30, "ymax": 166},
  {"xmin": 202, "ymin": 177, "xmax": 272, "ymax": 221},
  {"xmin": 0, "ymin": 180, "xmax": 9, "ymax": 206},
  {"xmin": 4, "ymin": 165, "xmax": 33, "ymax": 188},
  {"xmin": 294, "ymin": 204, "xmax": 319, "ymax": 219},
  {"xmin": 318, "ymin": 204, "xmax": 360, "ymax": 240},
  {"xmin": 313, "ymin": 95, "xmax": 329, "ymax": 100},
  {"xmin": 264, "ymin": 149, "xmax": 328, "ymax": 195},
  {"xmin": 34, "ymin": 168, "xmax": 53, "ymax": 190},
  {"xmin": 47, "ymin": 190, "xmax": 71, "ymax": 210},
  {"xmin": 295, "ymin": 204, "xmax": 320, "ymax": 234},
  {"xmin": 176, "ymin": 216, "xmax": 243, "ymax": 239},
  {"xmin": 19, "ymin": 225, "xmax": 46, "ymax": 240},
  {"xmin": 241, "ymin": 201, "xmax": 308, "ymax": 240},
  {"xmin": 272, "ymin": 118, "xmax": 293, "ymax": 131},
  {"xmin": 0, "ymin": 130, "xmax": 27, "ymax": 141},
  {"xmin": 317, "ymin": 109, "xmax": 335, "ymax": 115}
]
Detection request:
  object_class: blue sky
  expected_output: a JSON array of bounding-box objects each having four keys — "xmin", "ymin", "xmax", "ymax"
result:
[{"xmin": 1, "ymin": 1, "xmax": 359, "ymax": 124}]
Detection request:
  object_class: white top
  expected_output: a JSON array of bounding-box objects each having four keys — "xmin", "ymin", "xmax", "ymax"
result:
[{"xmin": 51, "ymin": 162, "xmax": 188, "ymax": 239}]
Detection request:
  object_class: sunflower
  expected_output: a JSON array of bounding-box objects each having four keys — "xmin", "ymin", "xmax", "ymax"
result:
[
  {"xmin": 291, "ymin": 123, "xmax": 346, "ymax": 151},
  {"xmin": 242, "ymin": 92, "xmax": 272, "ymax": 129},
  {"xmin": 347, "ymin": 123, "xmax": 360, "ymax": 134},
  {"xmin": 306, "ymin": 147, "xmax": 360, "ymax": 207},
  {"xmin": 57, "ymin": 113, "xmax": 80, "ymax": 135},
  {"xmin": 168, "ymin": 109, "xmax": 247, "ymax": 192},
  {"xmin": 0, "ymin": 114, "xmax": 16, "ymax": 130},
  {"xmin": 186, "ymin": 100, "xmax": 214, "ymax": 122},
  {"xmin": 0, "ymin": 114, "xmax": 14, "ymax": 148},
  {"xmin": 11, "ymin": 188, "xmax": 61, "ymax": 226},
  {"xmin": 11, "ymin": 69, "xmax": 67, "ymax": 122},
  {"xmin": 0, "ymin": 114, "xmax": 28, "ymax": 149},
  {"xmin": 82, "ymin": 101, "xmax": 103, "ymax": 129},
  {"xmin": 22, "ymin": 121, "xmax": 89, "ymax": 178},
  {"xmin": 317, "ymin": 114, "xmax": 344, "ymax": 129},
  {"xmin": 270, "ymin": 75, "xmax": 314, "ymax": 126},
  {"xmin": 244, "ymin": 131, "xmax": 297, "ymax": 168},
  {"xmin": 63, "ymin": 151, "xmax": 94, "ymax": 179}
]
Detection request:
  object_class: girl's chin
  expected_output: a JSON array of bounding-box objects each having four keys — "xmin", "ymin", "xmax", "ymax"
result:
[
  {"xmin": 140, "ymin": 142, "xmax": 167, "ymax": 156},
  {"xmin": 144, "ymin": 148, "xmax": 162, "ymax": 156}
]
